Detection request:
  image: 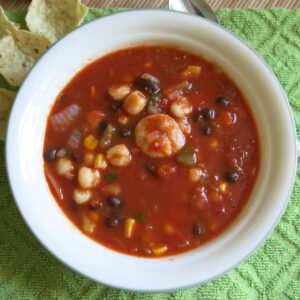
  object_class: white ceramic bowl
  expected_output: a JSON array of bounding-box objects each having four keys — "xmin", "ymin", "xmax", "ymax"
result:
[{"xmin": 6, "ymin": 10, "xmax": 298, "ymax": 292}]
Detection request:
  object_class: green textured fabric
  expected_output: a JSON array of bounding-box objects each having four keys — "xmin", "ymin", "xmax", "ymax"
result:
[{"xmin": 0, "ymin": 7, "xmax": 299, "ymax": 300}]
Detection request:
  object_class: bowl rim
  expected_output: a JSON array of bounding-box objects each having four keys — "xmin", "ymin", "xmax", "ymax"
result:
[{"xmin": 5, "ymin": 8, "xmax": 298, "ymax": 292}]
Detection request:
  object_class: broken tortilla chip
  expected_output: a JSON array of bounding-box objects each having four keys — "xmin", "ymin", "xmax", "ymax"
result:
[
  {"xmin": 0, "ymin": 88, "xmax": 16, "ymax": 140},
  {"xmin": 0, "ymin": 7, "xmax": 51, "ymax": 86},
  {"xmin": 0, "ymin": 35, "xmax": 35, "ymax": 86},
  {"xmin": 26, "ymin": 0, "xmax": 89, "ymax": 43}
]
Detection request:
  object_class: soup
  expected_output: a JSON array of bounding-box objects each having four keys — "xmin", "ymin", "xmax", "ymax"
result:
[{"xmin": 43, "ymin": 46, "xmax": 259, "ymax": 257}]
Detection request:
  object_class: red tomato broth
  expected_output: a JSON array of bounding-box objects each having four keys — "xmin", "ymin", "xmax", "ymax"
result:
[{"xmin": 44, "ymin": 45, "xmax": 260, "ymax": 257}]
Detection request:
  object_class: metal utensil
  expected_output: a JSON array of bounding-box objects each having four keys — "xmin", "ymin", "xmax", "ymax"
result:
[{"xmin": 169, "ymin": 0, "xmax": 219, "ymax": 23}]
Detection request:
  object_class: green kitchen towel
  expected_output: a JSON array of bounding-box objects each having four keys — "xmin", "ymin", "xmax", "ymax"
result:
[{"xmin": 0, "ymin": 7, "xmax": 299, "ymax": 300}]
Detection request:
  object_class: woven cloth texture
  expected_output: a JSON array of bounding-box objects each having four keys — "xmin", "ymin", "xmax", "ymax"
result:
[{"xmin": 0, "ymin": 7, "xmax": 299, "ymax": 300}]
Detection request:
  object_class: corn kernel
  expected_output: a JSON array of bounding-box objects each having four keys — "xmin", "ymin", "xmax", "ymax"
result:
[
  {"xmin": 84, "ymin": 134, "xmax": 98, "ymax": 150},
  {"xmin": 94, "ymin": 154, "xmax": 108, "ymax": 170},
  {"xmin": 152, "ymin": 245, "xmax": 168, "ymax": 256},
  {"xmin": 124, "ymin": 218, "xmax": 136, "ymax": 238},
  {"xmin": 118, "ymin": 114, "xmax": 129, "ymax": 125},
  {"xmin": 182, "ymin": 65, "xmax": 202, "ymax": 78},
  {"xmin": 219, "ymin": 182, "xmax": 228, "ymax": 194},
  {"xmin": 187, "ymin": 65, "xmax": 202, "ymax": 74},
  {"xmin": 91, "ymin": 86, "xmax": 97, "ymax": 98}
]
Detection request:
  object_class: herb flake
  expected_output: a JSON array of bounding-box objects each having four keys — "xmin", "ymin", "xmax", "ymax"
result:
[
  {"xmin": 104, "ymin": 172, "xmax": 118, "ymax": 184},
  {"xmin": 134, "ymin": 212, "xmax": 146, "ymax": 222}
]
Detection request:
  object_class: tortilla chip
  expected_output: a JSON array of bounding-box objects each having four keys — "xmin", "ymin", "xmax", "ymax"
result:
[
  {"xmin": 26, "ymin": 0, "xmax": 89, "ymax": 43},
  {"xmin": 0, "ymin": 7, "xmax": 51, "ymax": 86},
  {"xmin": 0, "ymin": 88, "xmax": 16, "ymax": 140},
  {"xmin": 0, "ymin": 35, "xmax": 35, "ymax": 86}
]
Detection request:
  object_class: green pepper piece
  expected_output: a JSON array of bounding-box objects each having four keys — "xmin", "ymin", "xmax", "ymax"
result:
[
  {"xmin": 177, "ymin": 149, "xmax": 197, "ymax": 166},
  {"xmin": 104, "ymin": 172, "xmax": 118, "ymax": 184}
]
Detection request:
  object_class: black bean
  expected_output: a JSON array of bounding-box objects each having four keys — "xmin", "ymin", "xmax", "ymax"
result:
[
  {"xmin": 44, "ymin": 148, "xmax": 56, "ymax": 162},
  {"xmin": 105, "ymin": 213, "xmax": 124, "ymax": 228},
  {"xmin": 136, "ymin": 73, "xmax": 160, "ymax": 94},
  {"xmin": 192, "ymin": 222, "xmax": 206, "ymax": 236},
  {"xmin": 202, "ymin": 108, "xmax": 215, "ymax": 120},
  {"xmin": 107, "ymin": 196, "xmax": 122, "ymax": 208},
  {"xmin": 119, "ymin": 128, "xmax": 132, "ymax": 138},
  {"xmin": 98, "ymin": 120, "xmax": 108, "ymax": 134},
  {"xmin": 201, "ymin": 124, "xmax": 212, "ymax": 136},
  {"xmin": 144, "ymin": 163, "xmax": 157, "ymax": 175},
  {"xmin": 224, "ymin": 171, "xmax": 239, "ymax": 183},
  {"xmin": 215, "ymin": 96, "xmax": 229, "ymax": 108},
  {"xmin": 109, "ymin": 101, "xmax": 122, "ymax": 112}
]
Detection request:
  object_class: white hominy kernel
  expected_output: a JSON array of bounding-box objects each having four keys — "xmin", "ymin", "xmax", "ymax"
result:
[
  {"xmin": 56, "ymin": 157, "xmax": 74, "ymax": 179},
  {"xmin": 106, "ymin": 144, "xmax": 132, "ymax": 167},
  {"xmin": 123, "ymin": 91, "xmax": 147, "ymax": 115},
  {"xmin": 82, "ymin": 216, "xmax": 96, "ymax": 234},
  {"xmin": 108, "ymin": 84, "xmax": 131, "ymax": 101},
  {"xmin": 170, "ymin": 97, "xmax": 192, "ymax": 118},
  {"xmin": 78, "ymin": 167, "xmax": 101, "ymax": 189},
  {"xmin": 73, "ymin": 188, "xmax": 91, "ymax": 204}
]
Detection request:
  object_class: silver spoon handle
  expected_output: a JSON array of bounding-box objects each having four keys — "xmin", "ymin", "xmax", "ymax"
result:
[{"xmin": 169, "ymin": 0, "xmax": 219, "ymax": 24}]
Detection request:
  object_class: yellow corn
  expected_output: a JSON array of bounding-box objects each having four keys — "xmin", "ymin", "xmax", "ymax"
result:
[
  {"xmin": 94, "ymin": 153, "xmax": 107, "ymax": 169},
  {"xmin": 124, "ymin": 218, "xmax": 136, "ymax": 238},
  {"xmin": 84, "ymin": 134, "xmax": 98, "ymax": 150},
  {"xmin": 152, "ymin": 245, "xmax": 168, "ymax": 256},
  {"xmin": 187, "ymin": 65, "xmax": 202, "ymax": 75},
  {"xmin": 182, "ymin": 65, "xmax": 202, "ymax": 78},
  {"xmin": 118, "ymin": 114, "xmax": 129, "ymax": 125},
  {"xmin": 219, "ymin": 182, "xmax": 228, "ymax": 194}
]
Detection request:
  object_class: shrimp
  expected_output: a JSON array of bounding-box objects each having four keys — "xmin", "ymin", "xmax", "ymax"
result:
[{"xmin": 135, "ymin": 114, "xmax": 185, "ymax": 158}]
